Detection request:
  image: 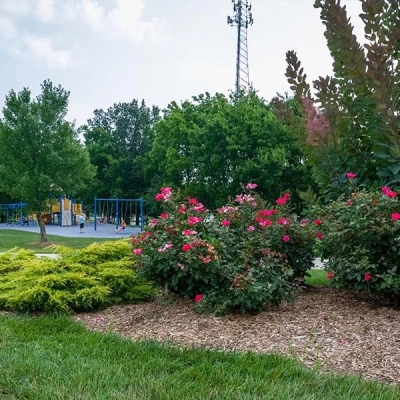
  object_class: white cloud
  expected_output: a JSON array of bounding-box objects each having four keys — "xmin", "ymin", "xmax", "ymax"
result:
[
  {"xmin": 81, "ymin": 0, "xmax": 105, "ymax": 30},
  {"xmin": 0, "ymin": 0, "xmax": 31, "ymax": 16},
  {"xmin": 24, "ymin": 36, "xmax": 72, "ymax": 69},
  {"xmin": 106, "ymin": 0, "xmax": 167, "ymax": 44},
  {"xmin": 34, "ymin": 0, "xmax": 57, "ymax": 22},
  {"xmin": 0, "ymin": 16, "xmax": 16, "ymax": 38}
]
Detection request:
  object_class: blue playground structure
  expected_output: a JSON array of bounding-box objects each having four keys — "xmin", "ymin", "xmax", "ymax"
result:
[
  {"xmin": 94, "ymin": 198, "xmax": 145, "ymax": 231},
  {"xmin": 0, "ymin": 202, "xmax": 37, "ymax": 226}
]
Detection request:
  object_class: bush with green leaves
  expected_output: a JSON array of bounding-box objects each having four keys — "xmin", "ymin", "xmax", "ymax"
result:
[
  {"xmin": 132, "ymin": 185, "xmax": 320, "ymax": 314},
  {"xmin": 0, "ymin": 240, "xmax": 155, "ymax": 313},
  {"xmin": 314, "ymin": 183, "xmax": 400, "ymax": 298}
]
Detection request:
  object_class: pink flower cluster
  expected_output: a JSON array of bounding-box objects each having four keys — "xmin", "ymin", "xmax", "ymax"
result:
[
  {"xmin": 183, "ymin": 229, "xmax": 197, "ymax": 235},
  {"xmin": 235, "ymin": 194, "xmax": 255, "ymax": 204},
  {"xmin": 245, "ymin": 183, "xmax": 258, "ymax": 190},
  {"xmin": 392, "ymin": 213, "xmax": 400, "ymax": 221},
  {"xmin": 382, "ymin": 186, "xmax": 397, "ymax": 198},
  {"xmin": 301, "ymin": 97, "xmax": 330, "ymax": 146},
  {"xmin": 346, "ymin": 172, "xmax": 356, "ymax": 179},
  {"xmin": 276, "ymin": 192, "xmax": 290, "ymax": 206},
  {"xmin": 155, "ymin": 187, "xmax": 172, "ymax": 202},
  {"xmin": 158, "ymin": 243, "xmax": 174, "ymax": 252},
  {"xmin": 217, "ymin": 206, "xmax": 239, "ymax": 213},
  {"xmin": 188, "ymin": 216, "xmax": 203, "ymax": 226}
]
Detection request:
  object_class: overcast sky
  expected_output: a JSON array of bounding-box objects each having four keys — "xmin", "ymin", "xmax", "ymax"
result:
[{"xmin": 0, "ymin": 0, "xmax": 364, "ymax": 126}]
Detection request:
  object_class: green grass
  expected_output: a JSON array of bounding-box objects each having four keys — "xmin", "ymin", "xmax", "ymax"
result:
[
  {"xmin": 0, "ymin": 230, "xmax": 118, "ymax": 252},
  {"xmin": 0, "ymin": 315, "xmax": 398, "ymax": 400},
  {"xmin": 306, "ymin": 269, "xmax": 330, "ymax": 286}
]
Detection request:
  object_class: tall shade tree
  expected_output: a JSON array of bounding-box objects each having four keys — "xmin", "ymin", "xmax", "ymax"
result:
[
  {"xmin": 273, "ymin": 0, "xmax": 400, "ymax": 199},
  {"xmin": 146, "ymin": 91, "xmax": 312, "ymax": 211},
  {"xmin": 0, "ymin": 80, "xmax": 95, "ymax": 242},
  {"xmin": 82, "ymin": 99, "xmax": 160, "ymax": 202}
]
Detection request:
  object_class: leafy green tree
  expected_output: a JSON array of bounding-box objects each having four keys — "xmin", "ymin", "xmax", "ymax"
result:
[
  {"xmin": 146, "ymin": 91, "xmax": 313, "ymax": 211},
  {"xmin": 274, "ymin": 0, "xmax": 400, "ymax": 199},
  {"xmin": 82, "ymin": 99, "xmax": 160, "ymax": 203},
  {"xmin": 0, "ymin": 80, "xmax": 95, "ymax": 242}
]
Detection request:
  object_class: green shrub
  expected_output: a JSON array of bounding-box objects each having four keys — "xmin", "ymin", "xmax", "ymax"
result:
[
  {"xmin": 0, "ymin": 240, "xmax": 155, "ymax": 313},
  {"xmin": 132, "ymin": 185, "xmax": 320, "ymax": 314},
  {"xmin": 315, "ymin": 186, "xmax": 400, "ymax": 298}
]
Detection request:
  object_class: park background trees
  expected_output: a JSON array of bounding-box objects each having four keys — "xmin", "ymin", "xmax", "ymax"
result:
[{"xmin": 0, "ymin": 80, "xmax": 95, "ymax": 241}]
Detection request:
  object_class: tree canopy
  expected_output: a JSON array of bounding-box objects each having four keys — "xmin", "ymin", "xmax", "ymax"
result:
[
  {"xmin": 0, "ymin": 80, "xmax": 95, "ymax": 241},
  {"xmin": 146, "ymin": 91, "xmax": 313, "ymax": 211}
]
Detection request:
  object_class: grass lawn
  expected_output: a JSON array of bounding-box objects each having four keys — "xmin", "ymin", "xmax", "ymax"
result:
[
  {"xmin": 306, "ymin": 268, "xmax": 329, "ymax": 286},
  {"xmin": 0, "ymin": 315, "xmax": 399, "ymax": 400},
  {"xmin": 0, "ymin": 229, "xmax": 117, "ymax": 253}
]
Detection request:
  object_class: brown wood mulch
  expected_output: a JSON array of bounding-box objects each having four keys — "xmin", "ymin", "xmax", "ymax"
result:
[{"xmin": 74, "ymin": 287, "xmax": 400, "ymax": 385}]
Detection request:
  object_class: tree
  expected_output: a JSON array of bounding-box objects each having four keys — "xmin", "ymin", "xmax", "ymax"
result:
[
  {"xmin": 81, "ymin": 99, "xmax": 160, "ymax": 203},
  {"xmin": 273, "ymin": 0, "xmax": 400, "ymax": 199},
  {"xmin": 0, "ymin": 80, "xmax": 95, "ymax": 242},
  {"xmin": 146, "ymin": 91, "xmax": 313, "ymax": 211}
]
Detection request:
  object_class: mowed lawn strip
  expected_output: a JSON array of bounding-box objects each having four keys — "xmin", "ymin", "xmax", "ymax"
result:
[
  {"xmin": 0, "ymin": 315, "xmax": 399, "ymax": 400},
  {"xmin": 0, "ymin": 229, "xmax": 119, "ymax": 252}
]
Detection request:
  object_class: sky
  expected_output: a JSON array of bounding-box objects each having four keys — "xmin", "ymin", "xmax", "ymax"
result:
[{"xmin": 0, "ymin": 0, "xmax": 365, "ymax": 126}]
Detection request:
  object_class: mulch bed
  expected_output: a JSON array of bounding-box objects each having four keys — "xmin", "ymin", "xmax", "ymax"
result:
[{"xmin": 74, "ymin": 286, "xmax": 400, "ymax": 385}]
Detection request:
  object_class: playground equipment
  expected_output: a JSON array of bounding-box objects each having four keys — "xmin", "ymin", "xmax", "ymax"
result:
[
  {"xmin": 0, "ymin": 202, "xmax": 38, "ymax": 226},
  {"xmin": 42, "ymin": 196, "xmax": 83, "ymax": 226},
  {"xmin": 94, "ymin": 198, "xmax": 144, "ymax": 231}
]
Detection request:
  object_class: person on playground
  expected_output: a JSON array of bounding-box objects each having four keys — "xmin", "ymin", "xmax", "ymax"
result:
[
  {"xmin": 79, "ymin": 213, "xmax": 85, "ymax": 233},
  {"xmin": 115, "ymin": 220, "xmax": 126, "ymax": 233}
]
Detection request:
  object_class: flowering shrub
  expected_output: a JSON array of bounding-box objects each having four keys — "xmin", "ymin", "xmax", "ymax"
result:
[
  {"xmin": 131, "ymin": 185, "xmax": 320, "ymax": 314},
  {"xmin": 314, "ymin": 186, "xmax": 400, "ymax": 298}
]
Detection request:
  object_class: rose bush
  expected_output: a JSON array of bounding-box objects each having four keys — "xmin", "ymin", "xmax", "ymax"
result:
[
  {"xmin": 314, "ymin": 184, "xmax": 400, "ymax": 299},
  {"xmin": 131, "ymin": 185, "xmax": 320, "ymax": 314}
]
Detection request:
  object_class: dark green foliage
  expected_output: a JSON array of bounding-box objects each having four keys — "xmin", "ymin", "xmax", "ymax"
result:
[
  {"xmin": 0, "ymin": 240, "xmax": 155, "ymax": 313},
  {"xmin": 314, "ymin": 187, "xmax": 400, "ymax": 298},
  {"xmin": 274, "ymin": 0, "xmax": 400, "ymax": 200},
  {"xmin": 146, "ymin": 91, "xmax": 313, "ymax": 212}
]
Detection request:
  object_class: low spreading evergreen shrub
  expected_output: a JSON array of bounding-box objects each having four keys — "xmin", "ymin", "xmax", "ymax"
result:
[{"xmin": 0, "ymin": 240, "xmax": 155, "ymax": 313}]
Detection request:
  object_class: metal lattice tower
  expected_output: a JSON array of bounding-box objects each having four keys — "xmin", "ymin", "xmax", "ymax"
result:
[{"xmin": 227, "ymin": 0, "xmax": 254, "ymax": 95}]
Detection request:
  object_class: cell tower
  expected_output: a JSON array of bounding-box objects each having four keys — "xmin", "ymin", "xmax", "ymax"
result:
[{"xmin": 227, "ymin": 0, "xmax": 254, "ymax": 95}]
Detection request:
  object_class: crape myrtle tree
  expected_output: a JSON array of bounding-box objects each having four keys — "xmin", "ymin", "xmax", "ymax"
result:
[
  {"xmin": 81, "ymin": 99, "xmax": 160, "ymax": 205},
  {"xmin": 145, "ymin": 90, "xmax": 313, "ymax": 212},
  {"xmin": 272, "ymin": 0, "xmax": 400, "ymax": 200},
  {"xmin": 0, "ymin": 80, "xmax": 95, "ymax": 242}
]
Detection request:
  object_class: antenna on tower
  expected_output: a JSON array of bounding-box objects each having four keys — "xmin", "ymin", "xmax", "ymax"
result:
[{"xmin": 227, "ymin": 0, "xmax": 254, "ymax": 95}]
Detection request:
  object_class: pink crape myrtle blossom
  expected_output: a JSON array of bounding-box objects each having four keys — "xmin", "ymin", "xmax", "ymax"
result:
[{"xmin": 245, "ymin": 183, "xmax": 258, "ymax": 190}]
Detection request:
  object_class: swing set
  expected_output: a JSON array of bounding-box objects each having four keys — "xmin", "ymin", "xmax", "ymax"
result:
[{"xmin": 93, "ymin": 198, "xmax": 144, "ymax": 231}]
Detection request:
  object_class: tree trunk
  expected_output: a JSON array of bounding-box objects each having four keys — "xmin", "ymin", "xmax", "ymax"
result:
[{"xmin": 38, "ymin": 213, "xmax": 48, "ymax": 242}]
